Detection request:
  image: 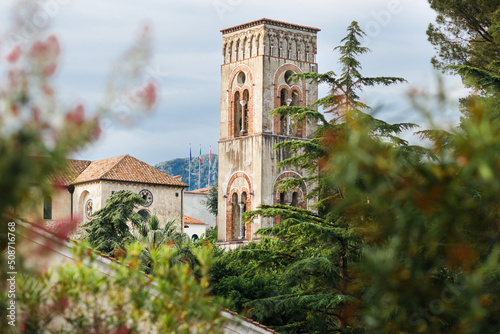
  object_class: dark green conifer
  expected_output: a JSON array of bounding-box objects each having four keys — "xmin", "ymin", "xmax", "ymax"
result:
[{"xmin": 82, "ymin": 190, "xmax": 146, "ymax": 256}]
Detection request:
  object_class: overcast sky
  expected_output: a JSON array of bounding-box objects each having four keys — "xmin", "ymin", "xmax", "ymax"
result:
[{"xmin": 0, "ymin": 0, "xmax": 466, "ymax": 166}]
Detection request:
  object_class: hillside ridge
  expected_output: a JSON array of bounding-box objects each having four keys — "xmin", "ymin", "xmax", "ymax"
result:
[{"xmin": 155, "ymin": 154, "xmax": 218, "ymax": 191}]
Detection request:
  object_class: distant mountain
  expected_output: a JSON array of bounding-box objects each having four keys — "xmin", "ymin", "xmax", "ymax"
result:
[{"xmin": 155, "ymin": 154, "xmax": 218, "ymax": 191}]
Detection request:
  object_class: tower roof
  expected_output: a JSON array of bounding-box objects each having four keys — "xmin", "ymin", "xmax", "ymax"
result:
[{"xmin": 221, "ymin": 18, "xmax": 320, "ymax": 34}]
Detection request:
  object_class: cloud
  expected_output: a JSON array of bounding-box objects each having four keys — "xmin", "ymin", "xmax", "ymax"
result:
[{"xmin": 1, "ymin": 0, "xmax": 464, "ymax": 167}]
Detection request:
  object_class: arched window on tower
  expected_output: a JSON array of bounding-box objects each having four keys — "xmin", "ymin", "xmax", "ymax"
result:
[
  {"xmin": 240, "ymin": 192, "xmax": 248, "ymax": 239},
  {"xmin": 231, "ymin": 192, "xmax": 240, "ymax": 240},
  {"xmin": 242, "ymin": 89, "xmax": 249, "ymax": 134},
  {"xmin": 256, "ymin": 35, "xmax": 260, "ymax": 56},
  {"xmin": 279, "ymin": 192, "xmax": 285, "ymax": 205},
  {"xmin": 290, "ymin": 39, "xmax": 297, "ymax": 60},
  {"xmin": 249, "ymin": 35, "xmax": 254, "ymax": 58},
  {"xmin": 242, "ymin": 37, "xmax": 247, "ymax": 59},
  {"xmin": 234, "ymin": 91, "xmax": 242, "ymax": 136},
  {"xmin": 280, "ymin": 88, "xmax": 289, "ymax": 135},
  {"xmin": 235, "ymin": 40, "xmax": 240, "ymax": 61},
  {"xmin": 289, "ymin": 90, "xmax": 300, "ymax": 137},
  {"xmin": 282, "ymin": 38, "xmax": 288, "ymax": 58},
  {"xmin": 291, "ymin": 192, "xmax": 299, "ymax": 207}
]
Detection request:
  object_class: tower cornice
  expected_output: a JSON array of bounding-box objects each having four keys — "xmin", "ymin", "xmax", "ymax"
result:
[{"xmin": 221, "ymin": 18, "xmax": 320, "ymax": 35}]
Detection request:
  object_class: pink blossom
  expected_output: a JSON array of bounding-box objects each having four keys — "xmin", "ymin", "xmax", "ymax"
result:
[
  {"xmin": 42, "ymin": 84, "xmax": 54, "ymax": 96},
  {"xmin": 92, "ymin": 117, "xmax": 102, "ymax": 139},
  {"xmin": 29, "ymin": 35, "xmax": 60, "ymax": 58},
  {"xmin": 51, "ymin": 219, "xmax": 78, "ymax": 241},
  {"xmin": 31, "ymin": 107, "xmax": 40, "ymax": 121},
  {"xmin": 29, "ymin": 41, "xmax": 48, "ymax": 58},
  {"xmin": 6, "ymin": 45, "xmax": 21, "ymax": 63},
  {"xmin": 46, "ymin": 35, "xmax": 61, "ymax": 55},
  {"xmin": 139, "ymin": 81, "xmax": 157, "ymax": 110},
  {"xmin": 65, "ymin": 104, "xmax": 85, "ymax": 125},
  {"xmin": 43, "ymin": 63, "xmax": 57, "ymax": 76}
]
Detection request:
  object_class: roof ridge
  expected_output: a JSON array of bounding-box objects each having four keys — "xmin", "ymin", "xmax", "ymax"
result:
[{"xmin": 100, "ymin": 154, "xmax": 129, "ymax": 180}]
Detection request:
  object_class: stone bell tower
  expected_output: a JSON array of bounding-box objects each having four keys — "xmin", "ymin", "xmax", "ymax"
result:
[{"xmin": 217, "ymin": 19, "xmax": 320, "ymax": 246}]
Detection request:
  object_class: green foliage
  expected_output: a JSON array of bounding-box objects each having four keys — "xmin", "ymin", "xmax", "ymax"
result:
[
  {"xmin": 0, "ymin": 2, "xmax": 155, "ymax": 330},
  {"xmin": 328, "ymin": 91, "xmax": 500, "ymax": 333},
  {"xmin": 82, "ymin": 190, "xmax": 146, "ymax": 256},
  {"xmin": 271, "ymin": 21, "xmax": 415, "ymax": 214},
  {"xmin": 427, "ymin": 1, "xmax": 500, "ymax": 140},
  {"xmin": 203, "ymin": 184, "xmax": 218, "ymax": 216},
  {"xmin": 133, "ymin": 215, "xmax": 196, "ymax": 273},
  {"xmin": 427, "ymin": 0, "xmax": 500, "ymax": 76},
  {"xmin": 198, "ymin": 226, "xmax": 218, "ymax": 245},
  {"xmin": 16, "ymin": 242, "xmax": 226, "ymax": 333},
  {"xmin": 212, "ymin": 21, "xmax": 415, "ymax": 333},
  {"xmin": 210, "ymin": 238, "xmax": 285, "ymax": 319}
]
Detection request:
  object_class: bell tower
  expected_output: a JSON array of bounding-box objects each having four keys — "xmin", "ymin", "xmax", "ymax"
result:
[{"xmin": 217, "ymin": 19, "xmax": 320, "ymax": 246}]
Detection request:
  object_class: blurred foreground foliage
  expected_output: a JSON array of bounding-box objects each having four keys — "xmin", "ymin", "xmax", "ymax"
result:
[
  {"xmin": 17, "ymin": 242, "xmax": 225, "ymax": 333},
  {"xmin": 0, "ymin": 1, "xmax": 225, "ymax": 332},
  {"xmin": 211, "ymin": 19, "xmax": 500, "ymax": 334}
]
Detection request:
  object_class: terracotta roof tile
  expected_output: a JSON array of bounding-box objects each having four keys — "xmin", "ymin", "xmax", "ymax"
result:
[
  {"xmin": 184, "ymin": 215, "xmax": 207, "ymax": 225},
  {"xmin": 53, "ymin": 159, "xmax": 91, "ymax": 186},
  {"xmin": 185, "ymin": 187, "xmax": 211, "ymax": 195},
  {"xmin": 73, "ymin": 155, "xmax": 188, "ymax": 187}
]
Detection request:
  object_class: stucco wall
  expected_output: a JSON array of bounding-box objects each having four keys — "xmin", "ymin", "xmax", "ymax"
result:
[
  {"xmin": 28, "ymin": 186, "xmax": 73, "ymax": 223},
  {"xmin": 184, "ymin": 224, "xmax": 207, "ymax": 240},
  {"xmin": 74, "ymin": 181, "xmax": 184, "ymax": 231},
  {"xmin": 73, "ymin": 182, "xmax": 101, "ymax": 223},
  {"xmin": 184, "ymin": 192, "xmax": 216, "ymax": 227}
]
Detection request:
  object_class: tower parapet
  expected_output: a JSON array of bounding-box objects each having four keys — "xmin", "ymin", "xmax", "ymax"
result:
[{"xmin": 221, "ymin": 18, "xmax": 320, "ymax": 64}]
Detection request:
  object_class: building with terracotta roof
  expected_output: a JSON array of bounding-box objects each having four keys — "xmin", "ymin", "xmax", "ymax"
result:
[
  {"xmin": 184, "ymin": 186, "xmax": 216, "ymax": 239},
  {"xmin": 40, "ymin": 154, "xmax": 188, "ymax": 231},
  {"xmin": 183, "ymin": 215, "xmax": 208, "ymax": 240}
]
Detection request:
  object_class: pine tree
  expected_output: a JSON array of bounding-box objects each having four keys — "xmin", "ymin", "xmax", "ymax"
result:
[
  {"xmin": 350, "ymin": 4, "xmax": 500, "ymax": 331},
  {"xmin": 203, "ymin": 184, "xmax": 218, "ymax": 217},
  {"xmin": 82, "ymin": 190, "xmax": 146, "ymax": 256},
  {"xmin": 233, "ymin": 21, "xmax": 419, "ymax": 333},
  {"xmin": 427, "ymin": 1, "xmax": 500, "ymax": 93}
]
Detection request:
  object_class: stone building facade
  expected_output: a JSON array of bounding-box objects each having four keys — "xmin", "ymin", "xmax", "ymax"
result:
[
  {"xmin": 39, "ymin": 155, "xmax": 188, "ymax": 232},
  {"xmin": 217, "ymin": 19, "xmax": 319, "ymax": 246}
]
